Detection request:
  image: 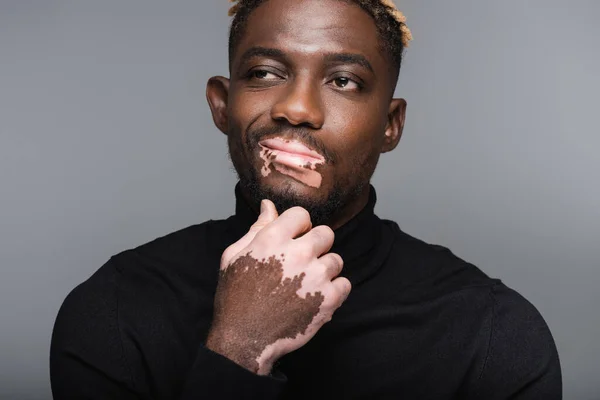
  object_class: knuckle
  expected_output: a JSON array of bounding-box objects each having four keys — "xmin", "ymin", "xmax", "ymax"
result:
[
  {"xmin": 220, "ymin": 247, "xmax": 235, "ymax": 266},
  {"xmin": 342, "ymin": 278, "xmax": 352, "ymax": 293},
  {"xmin": 249, "ymin": 221, "xmax": 265, "ymax": 233},
  {"xmin": 290, "ymin": 244, "xmax": 312, "ymax": 263},
  {"xmin": 309, "ymin": 228, "xmax": 323, "ymax": 244},
  {"xmin": 313, "ymin": 312, "xmax": 332, "ymax": 327},
  {"xmin": 325, "ymin": 287, "xmax": 343, "ymax": 304},
  {"xmin": 290, "ymin": 206, "xmax": 311, "ymax": 222},
  {"xmin": 255, "ymin": 226, "xmax": 279, "ymax": 243},
  {"xmin": 318, "ymin": 224, "xmax": 334, "ymax": 237},
  {"xmin": 334, "ymin": 279, "xmax": 351, "ymax": 297},
  {"xmin": 314, "ymin": 225, "xmax": 334, "ymax": 242},
  {"xmin": 331, "ymin": 253, "xmax": 344, "ymax": 268},
  {"xmin": 326, "ymin": 297, "xmax": 343, "ymax": 312},
  {"xmin": 324, "ymin": 260, "xmax": 342, "ymax": 277}
]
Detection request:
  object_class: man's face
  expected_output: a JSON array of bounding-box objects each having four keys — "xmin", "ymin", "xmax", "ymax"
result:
[{"xmin": 209, "ymin": 0, "xmax": 405, "ymax": 226}]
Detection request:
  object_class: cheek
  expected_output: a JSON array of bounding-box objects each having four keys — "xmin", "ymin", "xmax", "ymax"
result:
[
  {"xmin": 227, "ymin": 94, "xmax": 260, "ymax": 154},
  {"xmin": 327, "ymin": 109, "xmax": 385, "ymax": 159},
  {"xmin": 229, "ymin": 88, "xmax": 272, "ymax": 132}
]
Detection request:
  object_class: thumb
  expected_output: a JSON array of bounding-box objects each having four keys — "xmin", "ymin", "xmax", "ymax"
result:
[
  {"xmin": 221, "ymin": 199, "xmax": 279, "ymax": 268},
  {"xmin": 251, "ymin": 199, "xmax": 279, "ymax": 233}
]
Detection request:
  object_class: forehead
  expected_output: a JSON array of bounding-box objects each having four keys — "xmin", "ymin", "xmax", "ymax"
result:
[{"xmin": 233, "ymin": 0, "xmax": 385, "ymax": 69}]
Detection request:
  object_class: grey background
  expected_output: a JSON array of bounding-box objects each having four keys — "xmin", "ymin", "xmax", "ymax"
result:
[{"xmin": 1, "ymin": 0, "xmax": 598, "ymax": 398}]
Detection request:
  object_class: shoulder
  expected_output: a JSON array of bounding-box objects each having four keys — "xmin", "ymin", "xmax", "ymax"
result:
[
  {"xmin": 376, "ymin": 222, "xmax": 561, "ymax": 396},
  {"xmin": 381, "ymin": 221, "xmax": 559, "ymax": 355},
  {"xmin": 104, "ymin": 217, "xmax": 238, "ymax": 286},
  {"xmin": 53, "ymin": 218, "xmax": 232, "ymax": 339},
  {"xmin": 486, "ymin": 283, "xmax": 560, "ymax": 370},
  {"xmin": 385, "ymin": 222, "xmax": 558, "ymax": 341},
  {"xmin": 50, "ymin": 256, "xmax": 129, "ymax": 388},
  {"xmin": 466, "ymin": 283, "xmax": 562, "ymax": 398},
  {"xmin": 381, "ymin": 221, "xmax": 497, "ymax": 299},
  {"xmin": 116, "ymin": 219, "xmax": 229, "ymax": 271},
  {"xmin": 385, "ymin": 224, "xmax": 561, "ymax": 396},
  {"xmin": 92, "ymin": 218, "xmax": 239, "ymax": 302},
  {"xmin": 486, "ymin": 282, "xmax": 557, "ymax": 357},
  {"xmin": 51, "ymin": 219, "xmax": 232, "ymax": 385}
]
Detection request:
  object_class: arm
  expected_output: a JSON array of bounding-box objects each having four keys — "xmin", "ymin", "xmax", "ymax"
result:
[
  {"xmin": 178, "ymin": 346, "xmax": 286, "ymax": 399},
  {"xmin": 466, "ymin": 284, "xmax": 562, "ymax": 399},
  {"xmin": 50, "ymin": 265, "xmax": 138, "ymax": 399},
  {"xmin": 51, "ymin": 201, "xmax": 348, "ymax": 399},
  {"xmin": 50, "ymin": 262, "xmax": 286, "ymax": 400}
]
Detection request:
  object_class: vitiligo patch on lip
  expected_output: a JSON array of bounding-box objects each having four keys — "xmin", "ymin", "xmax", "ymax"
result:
[
  {"xmin": 260, "ymin": 147, "xmax": 275, "ymax": 177},
  {"xmin": 273, "ymin": 163, "xmax": 323, "ymax": 188},
  {"xmin": 259, "ymin": 145, "xmax": 325, "ymax": 188}
]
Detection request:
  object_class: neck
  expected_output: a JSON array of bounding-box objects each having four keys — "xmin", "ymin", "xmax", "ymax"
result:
[{"xmin": 326, "ymin": 186, "xmax": 371, "ymax": 230}]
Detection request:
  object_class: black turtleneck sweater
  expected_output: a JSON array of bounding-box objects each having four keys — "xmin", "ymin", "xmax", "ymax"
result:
[{"xmin": 50, "ymin": 186, "xmax": 561, "ymax": 399}]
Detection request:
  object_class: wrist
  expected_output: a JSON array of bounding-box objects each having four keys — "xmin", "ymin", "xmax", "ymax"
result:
[{"xmin": 206, "ymin": 327, "xmax": 275, "ymax": 375}]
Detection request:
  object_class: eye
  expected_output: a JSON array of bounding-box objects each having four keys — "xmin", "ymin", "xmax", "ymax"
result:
[
  {"xmin": 250, "ymin": 69, "xmax": 282, "ymax": 81},
  {"xmin": 331, "ymin": 76, "xmax": 361, "ymax": 91}
]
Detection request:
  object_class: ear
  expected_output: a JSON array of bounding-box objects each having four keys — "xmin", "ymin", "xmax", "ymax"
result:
[
  {"xmin": 381, "ymin": 98, "xmax": 407, "ymax": 153},
  {"xmin": 206, "ymin": 76, "xmax": 230, "ymax": 135}
]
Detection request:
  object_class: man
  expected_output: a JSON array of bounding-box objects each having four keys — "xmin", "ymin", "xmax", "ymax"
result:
[{"xmin": 50, "ymin": 0, "xmax": 562, "ymax": 398}]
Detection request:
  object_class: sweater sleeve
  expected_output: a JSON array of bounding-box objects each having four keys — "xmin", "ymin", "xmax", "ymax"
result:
[
  {"xmin": 50, "ymin": 261, "xmax": 286, "ymax": 400},
  {"xmin": 179, "ymin": 346, "xmax": 286, "ymax": 399},
  {"xmin": 467, "ymin": 284, "xmax": 562, "ymax": 399},
  {"xmin": 50, "ymin": 262, "xmax": 138, "ymax": 399}
]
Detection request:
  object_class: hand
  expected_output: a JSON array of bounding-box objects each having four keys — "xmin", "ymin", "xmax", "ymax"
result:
[{"xmin": 206, "ymin": 199, "xmax": 352, "ymax": 375}]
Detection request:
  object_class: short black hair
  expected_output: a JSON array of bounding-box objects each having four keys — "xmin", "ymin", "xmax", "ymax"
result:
[{"xmin": 227, "ymin": 0, "xmax": 411, "ymax": 82}]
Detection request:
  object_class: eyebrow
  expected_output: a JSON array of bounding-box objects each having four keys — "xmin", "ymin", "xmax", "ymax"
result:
[
  {"xmin": 238, "ymin": 46, "xmax": 287, "ymax": 66},
  {"xmin": 238, "ymin": 46, "xmax": 374, "ymax": 73},
  {"xmin": 324, "ymin": 53, "xmax": 374, "ymax": 73}
]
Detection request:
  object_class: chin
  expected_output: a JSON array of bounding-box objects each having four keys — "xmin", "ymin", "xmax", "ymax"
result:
[
  {"xmin": 259, "ymin": 174, "xmax": 329, "ymax": 203},
  {"xmin": 242, "ymin": 173, "xmax": 343, "ymax": 227}
]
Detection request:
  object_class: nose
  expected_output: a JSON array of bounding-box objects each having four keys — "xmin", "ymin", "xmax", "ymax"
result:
[{"xmin": 270, "ymin": 78, "xmax": 325, "ymax": 129}]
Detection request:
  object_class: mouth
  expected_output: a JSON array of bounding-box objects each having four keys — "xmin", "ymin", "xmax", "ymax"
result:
[
  {"xmin": 258, "ymin": 137, "xmax": 325, "ymax": 167},
  {"xmin": 257, "ymin": 137, "xmax": 326, "ymax": 188}
]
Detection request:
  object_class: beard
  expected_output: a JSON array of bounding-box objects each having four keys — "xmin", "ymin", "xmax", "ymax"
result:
[
  {"xmin": 227, "ymin": 121, "xmax": 371, "ymax": 227},
  {"xmin": 239, "ymin": 161, "xmax": 366, "ymax": 227}
]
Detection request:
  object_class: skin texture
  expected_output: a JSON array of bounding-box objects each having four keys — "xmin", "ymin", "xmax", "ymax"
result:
[{"xmin": 205, "ymin": 0, "xmax": 407, "ymax": 375}]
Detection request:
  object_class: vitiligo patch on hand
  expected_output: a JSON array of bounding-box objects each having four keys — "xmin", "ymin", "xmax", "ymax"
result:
[{"xmin": 212, "ymin": 252, "xmax": 324, "ymax": 373}]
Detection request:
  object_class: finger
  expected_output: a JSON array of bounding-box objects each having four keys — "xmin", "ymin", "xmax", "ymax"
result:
[
  {"xmin": 258, "ymin": 206, "xmax": 312, "ymax": 242},
  {"xmin": 221, "ymin": 199, "xmax": 278, "ymax": 266},
  {"xmin": 250, "ymin": 199, "xmax": 279, "ymax": 233},
  {"xmin": 293, "ymin": 225, "xmax": 335, "ymax": 258},
  {"xmin": 331, "ymin": 277, "xmax": 352, "ymax": 305},
  {"xmin": 318, "ymin": 253, "xmax": 344, "ymax": 279}
]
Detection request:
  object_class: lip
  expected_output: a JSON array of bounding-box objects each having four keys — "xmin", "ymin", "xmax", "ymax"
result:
[{"xmin": 259, "ymin": 138, "xmax": 325, "ymax": 163}]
